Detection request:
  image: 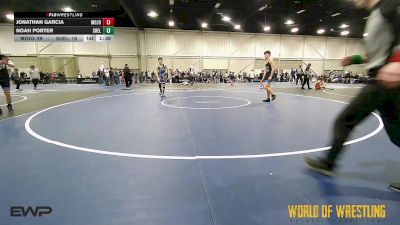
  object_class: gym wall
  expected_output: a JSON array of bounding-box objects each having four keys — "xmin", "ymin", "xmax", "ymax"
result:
[{"xmin": 0, "ymin": 24, "xmax": 366, "ymax": 77}]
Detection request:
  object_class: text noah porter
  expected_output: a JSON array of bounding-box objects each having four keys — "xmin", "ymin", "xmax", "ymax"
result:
[{"xmin": 15, "ymin": 28, "xmax": 54, "ymax": 34}]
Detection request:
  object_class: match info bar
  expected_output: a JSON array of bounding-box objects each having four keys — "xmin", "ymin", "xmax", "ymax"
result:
[
  {"xmin": 14, "ymin": 35, "xmax": 113, "ymax": 42},
  {"xmin": 14, "ymin": 12, "xmax": 114, "ymax": 42}
]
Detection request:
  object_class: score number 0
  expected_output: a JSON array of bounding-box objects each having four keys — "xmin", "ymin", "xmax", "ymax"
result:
[
  {"xmin": 103, "ymin": 18, "xmax": 114, "ymax": 26},
  {"xmin": 102, "ymin": 18, "xmax": 115, "ymax": 35}
]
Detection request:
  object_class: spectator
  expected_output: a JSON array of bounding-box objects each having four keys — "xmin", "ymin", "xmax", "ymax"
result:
[
  {"xmin": 302, "ymin": 63, "xmax": 312, "ymax": 90},
  {"xmin": 296, "ymin": 65, "xmax": 303, "ymax": 85},
  {"xmin": 11, "ymin": 68, "xmax": 21, "ymax": 91},
  {"xmin": 104, "ymin": 67, "xmax": 110, "ymax": 86},
  {"xmin": 273, "ymin": 70, "xmax": 278, "ymax": 82},
  {"xmin": 29, "ymin": 65, "xmax": 40, "ymax": 89},
  {"xmin": 98, "ymin": 65, "xmax": 104, "ymax": 84},
  {"xmin": 315, "ymin": 78, "xmax": 326, "ymax": 90},
  {"xmin": 124, "ymin": 64, "xmax": 132, "ymax": 88},
  {"xmin": 290, "ymin": 68, "xmax": 296, "ymax": 82},
  {"xmin": 111, "ymin": 68, "xmax": 119, "ymax": 85},
  {"xmin": 249, "ymin": 70, "xmax": 255, "ymax": 82}
]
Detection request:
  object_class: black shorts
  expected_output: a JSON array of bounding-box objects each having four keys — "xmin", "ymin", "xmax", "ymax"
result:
[{"xmin": 0, "ymin": 81, "xmax": 10, "ymax": 89}]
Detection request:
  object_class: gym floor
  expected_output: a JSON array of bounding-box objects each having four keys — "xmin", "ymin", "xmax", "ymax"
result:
[{"xmin": 1, "ymin": 83, "xmax": 399, "ymax": 225}]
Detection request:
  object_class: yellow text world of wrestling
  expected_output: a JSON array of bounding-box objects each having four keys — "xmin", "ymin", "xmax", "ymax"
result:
[{"xmin": 288, "ymin": 204, "xmax": 386, "ymax": 219}]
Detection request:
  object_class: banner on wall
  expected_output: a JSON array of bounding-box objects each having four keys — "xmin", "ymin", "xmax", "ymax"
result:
[{"xmin": 77, "ymin": 77, "xmax": 99, "ymax": 84}]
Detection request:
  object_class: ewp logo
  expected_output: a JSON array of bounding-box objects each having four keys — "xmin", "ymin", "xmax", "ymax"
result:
[{"xmin": 10, "ymin": 206, "xmax": 52, "ymax": 217}]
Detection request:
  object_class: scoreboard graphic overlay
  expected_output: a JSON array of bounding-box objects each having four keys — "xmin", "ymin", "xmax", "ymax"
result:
[{"xmin": 14, "ymin": 12, "xmax": 114, "ymax": 42}]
